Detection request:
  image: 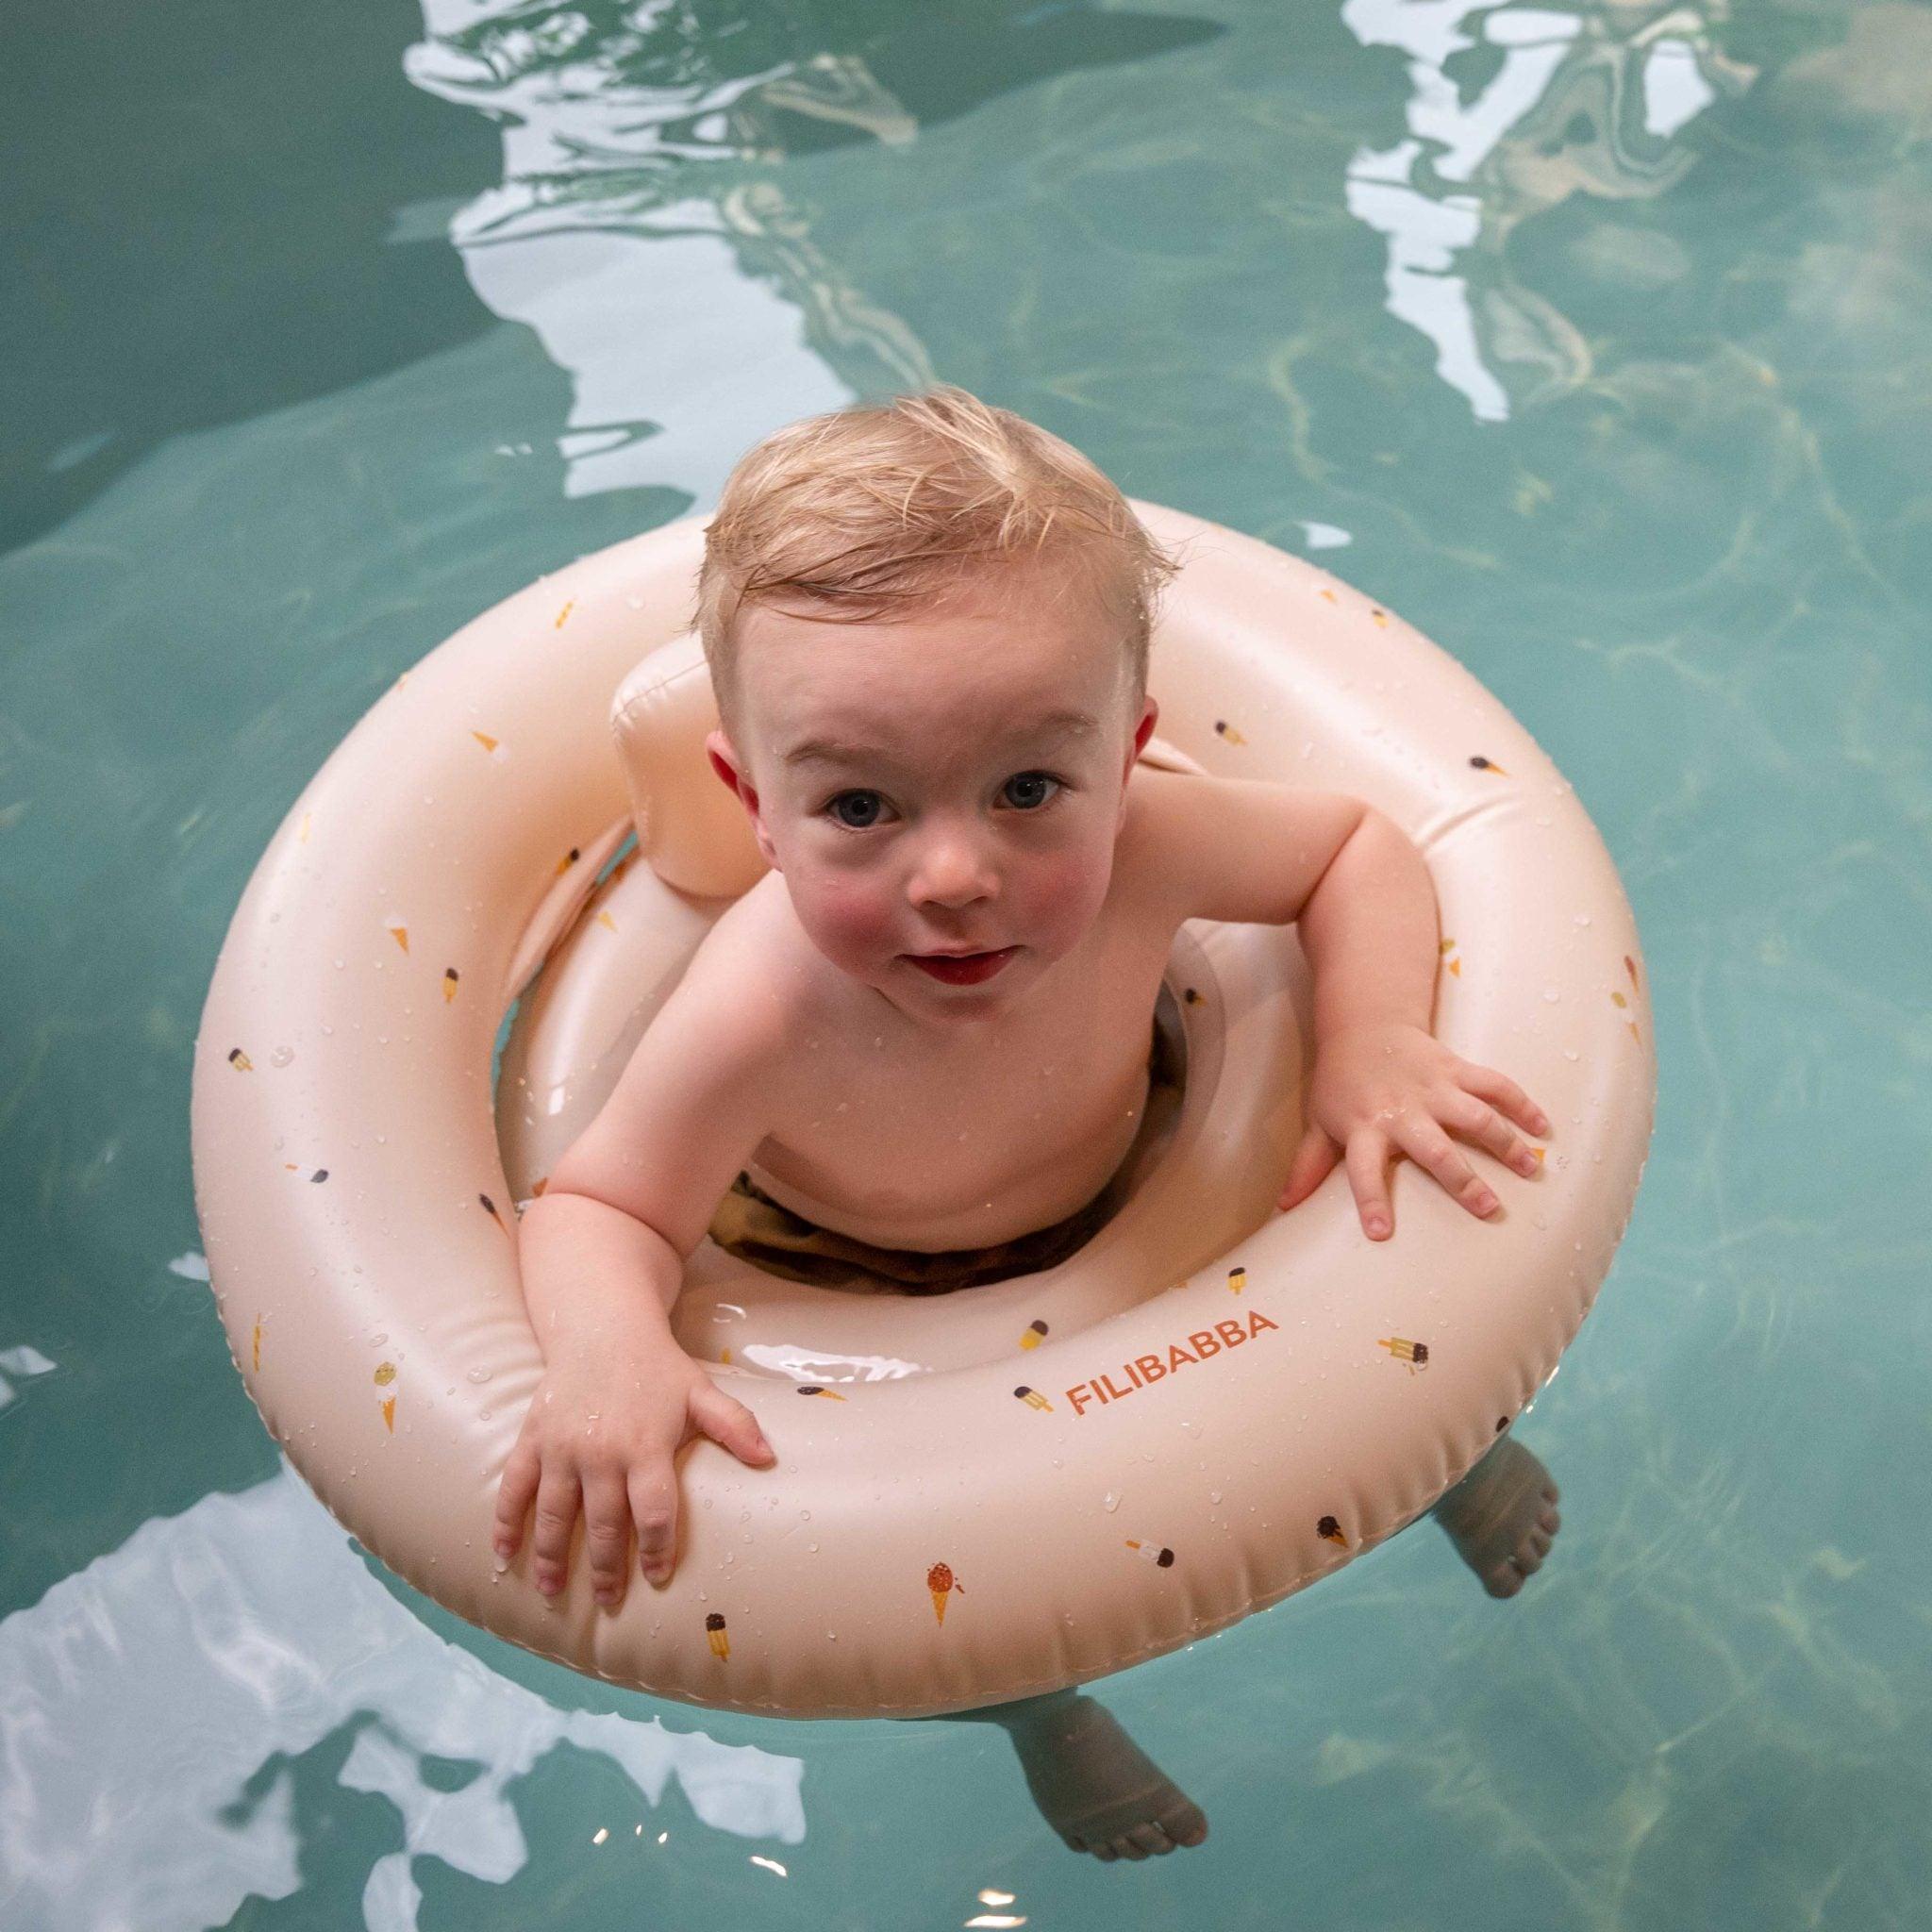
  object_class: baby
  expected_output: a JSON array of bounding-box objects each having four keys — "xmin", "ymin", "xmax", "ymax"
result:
[{"xmin": 491, "ymin": 386, "xmax": 1562, "ymax": 1861}]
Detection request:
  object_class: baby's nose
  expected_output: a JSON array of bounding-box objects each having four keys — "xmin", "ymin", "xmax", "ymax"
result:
[{"xmin": 910, "ymin": 834, "xmax": 997, "ymax": 906}]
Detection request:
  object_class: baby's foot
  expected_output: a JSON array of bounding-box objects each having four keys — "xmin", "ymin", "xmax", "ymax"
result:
[
  {"xmin": 999, "ymin": 1690, "xmax": 1208, "ymax": 1860},
  {"xmin": 1431, "ymin": 1435, "xmax": 1561, "ymax": 1598}
]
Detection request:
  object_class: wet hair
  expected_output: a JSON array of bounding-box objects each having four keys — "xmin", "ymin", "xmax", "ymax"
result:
[{"xmin": 692, "ymin": 384, "xmax": 1183, "ymax": 741}]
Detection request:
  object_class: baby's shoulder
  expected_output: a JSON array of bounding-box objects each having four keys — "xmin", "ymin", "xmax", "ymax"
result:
[
  {"xmin": 669, "ymin": 871, "xmax": 819, "ymax": 1048},
  {"xmin": 1109, "ymin": 762, "xmax": 1203, "ymax": 931}
]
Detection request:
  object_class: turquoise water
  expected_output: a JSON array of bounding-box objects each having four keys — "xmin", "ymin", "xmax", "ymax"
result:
[{"xmin": 4, "ymin": 0, "xmax": 1928, "ymax": 1924}]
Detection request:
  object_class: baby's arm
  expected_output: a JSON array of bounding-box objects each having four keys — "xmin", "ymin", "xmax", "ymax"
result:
[{"xmin": 491, "ymin": 944, "xmax": 792, "ymax": 1607}]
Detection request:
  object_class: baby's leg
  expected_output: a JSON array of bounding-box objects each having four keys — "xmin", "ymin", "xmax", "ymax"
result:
[
  {"xmin": 1430, "ymin": 1430, "xmax": 1562, "ymax": 1597},
  {"xmin": 909, "ymin": 1690, "xmax": 1208, "ymax": 1861}
]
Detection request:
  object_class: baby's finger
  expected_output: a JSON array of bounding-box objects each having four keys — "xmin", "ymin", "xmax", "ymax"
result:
[
  {"xmin": 1440, "ymin": 1091, "xmax": 1541, "ymax": 1179},
  {"xmin": 528, "ymin": 1464, "xmax": 584, "ymax": 1597},
  {"xmin": 629, "ymin": 1464, "xmax": 679, "ymax": 1585},
  {"xmin": 492, "ymin": 1442, "xmax": 541, "ymax": 1565},
  {"xmin": 1458, "ymin": 1062, "xmax": 1551, "ymax": 1137},
  {"xmin": 692, "ymin": 1382, "xmax": 775, "ymax": 1469},
  {"xmin": 1393, "ymin": 1117, "xmax": 1498, "ymax": 1220},
  {"xmin": 1342, "ymin": 1131, "xmax": 1393, "ymax": 1239},
  {"xmin": 581, "ymin": 1470, "xmax": 634, "ymax": 1608}
]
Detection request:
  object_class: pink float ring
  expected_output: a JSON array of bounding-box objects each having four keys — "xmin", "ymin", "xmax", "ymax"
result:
[{"xmin": 192, "ymin": 504, "xmax": 1655, "ymax": 1718}]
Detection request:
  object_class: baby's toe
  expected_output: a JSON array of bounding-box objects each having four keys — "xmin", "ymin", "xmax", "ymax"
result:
[
  {"xmin": 1128, "ymin": 1822, "xmax": 1174, "ymax": 1856},
  {"xmin": 1168, "ymin": 1808, "xmax": 1209, "ymax": 1847},
  {"xmin": 1113, "ymin": 1833, "xmax": 1152, "ymax": 1860}
]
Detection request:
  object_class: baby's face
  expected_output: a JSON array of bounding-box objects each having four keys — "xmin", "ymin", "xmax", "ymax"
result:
[{"xmin": 707, "ymin": 558, "xmax": 1158, "ymax": 1024}]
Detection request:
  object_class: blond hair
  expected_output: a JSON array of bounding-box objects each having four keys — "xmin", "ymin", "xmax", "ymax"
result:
[{"xmin": 693, "ymin": 386, "xmax": 1183, "ymax": 737}]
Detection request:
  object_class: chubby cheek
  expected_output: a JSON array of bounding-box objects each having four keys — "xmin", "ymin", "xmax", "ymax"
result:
[
  {"xmin": 1008, "ymin": 841, "xmax": 1110, "ymax": 958},
  {"xmin": 791, "ymin": 870, "xmax": 902, "ymax": 974}
]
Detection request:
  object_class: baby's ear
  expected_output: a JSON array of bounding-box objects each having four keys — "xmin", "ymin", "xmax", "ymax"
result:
[
  {"xmin": 1130, "ymin": 693, "xmax": 1160, "ymax": 763},
  {"xmin": 706, "ymin": 729, "xmax": 782, "ymax": 871},
  {"xmin": 706, "ymin": 728, "xmax": 751, "ymax": 801}
]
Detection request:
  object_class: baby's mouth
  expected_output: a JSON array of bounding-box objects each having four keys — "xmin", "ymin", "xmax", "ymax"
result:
[{"xmin": 903, "ymin": 946, "xmax": 1020, "ymax": 985}]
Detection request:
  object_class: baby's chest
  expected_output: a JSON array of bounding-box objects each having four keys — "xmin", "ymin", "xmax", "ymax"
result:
[{"xmin": 754, "ymin": 977, "xmax": 1161, "ymax": 1218}]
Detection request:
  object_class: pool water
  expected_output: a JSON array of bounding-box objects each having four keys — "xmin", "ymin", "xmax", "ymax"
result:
[{"xmin": 4, "ymin": 1, "xmax": 1928, "ymax": 1925}]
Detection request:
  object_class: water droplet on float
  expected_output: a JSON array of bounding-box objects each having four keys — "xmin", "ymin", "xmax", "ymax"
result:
[
  {"xmin": 1542, "ymin": 988, "xmax": 1561, "ymax": 1004},
  {"xmin": 479, "ymin": 1408, "xmax": 492, "ymax": 1421},
  {"xmin": 467, "ymin": 1368, "xmax": 492, "ymax": 1384},
  {"xmin": 1209, "ymin": 1491, "xmax": 1224, "ymax": 1505},
  {"xmin": 1103, "ymin": 1491, "xmax": 1121, "ymax": 1513},
  {"xmin": 368, "ymin": 1331, "xmax": 388, "ymax": 1347},
  {"xmin": 270, "ymin": 1045, "xmax": 294, "ymax": 1068}
]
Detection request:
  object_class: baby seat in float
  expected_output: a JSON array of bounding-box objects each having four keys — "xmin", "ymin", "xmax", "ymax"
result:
[{"xmin": 191, "ymin": 503, "xmax": 1656, "ymax": 1719}]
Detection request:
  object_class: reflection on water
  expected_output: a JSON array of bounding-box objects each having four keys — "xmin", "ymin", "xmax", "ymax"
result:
[
  {"xmin": 0, "ymin": 1465, "xmax": 804, "ymax": 1931},
  {"xmin": 402, "ymin": 0, "xmax": 1219, "ymax": 500},
  {"xmin": 1342, "ymin": 0, "xmax": 1755, "ymax": 421}
]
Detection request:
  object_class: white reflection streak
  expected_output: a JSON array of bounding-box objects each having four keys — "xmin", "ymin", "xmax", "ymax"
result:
[
  {"xmin": 1340, "ymin": 0, "xmax": 1736, "ymax": 422},
  {"xmin": 0, "ymin": 1344, "xmax": 57, "ymax": 1413},
  {"xmin": 0, "ymin": 1463, "xmax": 804, "ymax": 1932},
  {"xmin": 403, "ymin": 0, "xmax": 930, "ymax": 508}
]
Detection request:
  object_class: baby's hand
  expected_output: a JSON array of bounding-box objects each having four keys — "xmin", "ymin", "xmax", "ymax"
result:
[
  {"xmin": 492, "ymin": 1330, "xmax": 775, "ymax": 1607},
  {"xmin": 1276, "ymin": 1022, "xmax": 1550, "ymax": 1240}
]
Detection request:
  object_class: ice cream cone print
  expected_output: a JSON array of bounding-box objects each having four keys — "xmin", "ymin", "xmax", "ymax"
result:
[
  {"xmin": 1124, "ymin": 1539, "xmax": 1175, "ymax": 1567},
  {"xmin": 1226, "ymin": 1265, "xmax": 1247, "ymax": 1294},
  {"xmin": 479, "ymin": 1194, "xmax": 508, "ymax": 1233},
  {"xmin": 1213, "ymin": 719, "xmax": 1249, "ymax": 746},
  {"xmin": 388, "ymin": 923, "xmax": 409, "ymax": 954},
  {"xmin": 597, "ymin": 910, "xmax": 617, "ymax": 932},
  {"xmin": 927, "ymin": 1562, "xmax": 961, "ymax": 1625},
  {"xmin": 299, "ymin": 812, "xmax": 312, "ymax": 843},
  {"xmin": 1014, "ymin": 1385, "xmax": 1053, "ymax": 1411},
  {"xmin": 1468, "ymin": 755, "xmax": 1509, "ymax": 777},
  {"xmin": 555, "ymin": 599, "xmax": 575, "ymax": 629},
  {"xmin": 1440, "ymin": 937, "xmax": 1461, "ymax": 978},
  {"xmin": 1612, "ymin": 974, "xmax": 1641, "ymax": 1044},
  {"xmin": 227, "ymin": 1048, "xmax": 253, "ymax": 1072},
  {"xmin": 1319, "ymin": 586, "xmax": 1338, "ymax": 604},
  {"xmin": 1019, "ymin": 1319, "xmax": 1048, "ymax": 1351},
  {"xmin": 706, "ymin": 1612, "xmax": 729, "ymax": 1660},
  {"xmin": 252, "ymin": 1316, "xmax": 263, "ymax": 1374},
  {"xmin": 555, "ymin": 846, "xmax": 580, "ymax": 877},
  {"xmin": 796, "ymin": 1384, "xmax": 848, "ymax": 1401},
  {"xmin": 472, "ymin": 730, "xmax": 499, "ymax": 754},
  {"xmin": 442, "ymin": 968, "xmax": 459, "ymax": 1004},
  {"xmin": 1317, "ymin": 1515, "xmax": 1348, "ymax": 1547},
  {"xmin": 1370, "ymin": 606, "xmax": 1389, "ymax": 626},
  {"xmin": 1376, "ymin": 1335, "xmax": 1429, "ymax": 1374},
  {"xmin": 375, "ymin": 1360, "xmax": 396, "ymax": 1433}
]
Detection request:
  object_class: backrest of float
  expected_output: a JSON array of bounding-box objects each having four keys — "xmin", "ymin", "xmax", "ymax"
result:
[{"xmin": 609, "ymin": 631, "xmax": 767, "ymax": 902}]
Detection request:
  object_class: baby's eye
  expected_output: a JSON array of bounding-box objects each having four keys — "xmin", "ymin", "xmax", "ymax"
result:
[
  {"xmin": 1002, "ymin": 771, "xmax": 1062, "ymax": 812},
  {"xmin": 825, "ymin": 790, "xmax": 888, "ymax": 831}
]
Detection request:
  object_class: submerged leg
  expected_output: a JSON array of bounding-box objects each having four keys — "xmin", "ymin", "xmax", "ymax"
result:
[
  {"xmin": 1431, "ymin": 1431, "xmax": 1562, "ymax": 1598},
  {"xmin": 912, "ymin": 1688, "xmax": 1209, "ymax": 1861}
]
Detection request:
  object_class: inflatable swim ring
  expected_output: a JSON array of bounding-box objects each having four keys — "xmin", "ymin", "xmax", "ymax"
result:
[{"xmin": 191, "ymin": 503, "xmax": 1655, "ymax": 1720}]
